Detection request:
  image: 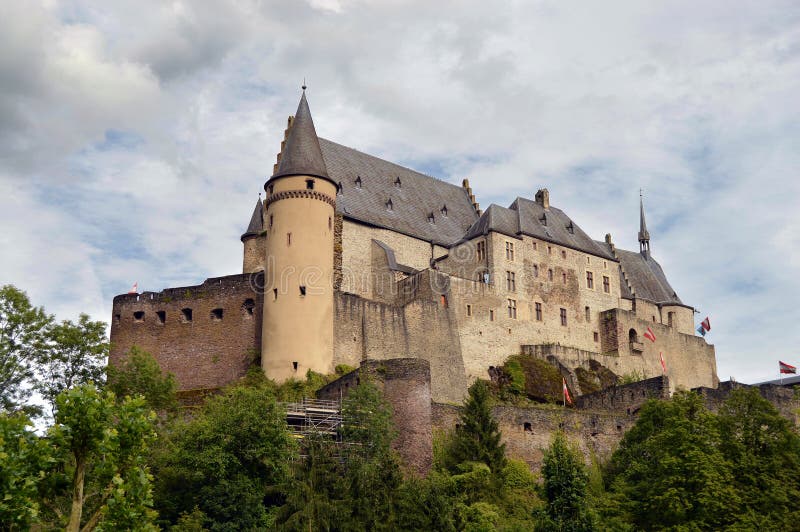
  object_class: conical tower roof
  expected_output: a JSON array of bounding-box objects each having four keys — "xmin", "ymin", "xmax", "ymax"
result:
[
  {"xmin": 269, "ymin": 90, "xmax": 331, "ymax": 184},
  {"xmin": 241, "ymin": 197, "xmax": 264, "ymax": 241},
  {"xmin": 638, "ymin": 193, "xmax": 650, "ymax": 243}
]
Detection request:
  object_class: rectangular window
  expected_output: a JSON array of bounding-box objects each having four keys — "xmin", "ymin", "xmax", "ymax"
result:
[
  {"xmin": 587, "ymin": 256, "xmax": 590, "ymax": 264},
  {"xmin": 668, "ymin": 311, "xmax": 674, "ymax": 327},
  {"xmin": 603, "ymin": 275, "xmax": 610, "ymax": 293},
  {"xmin": 562, "ymin": 272, "xmax": 567, "ymax": 284},
  {"xmin": 306, "ymin": 179, "xmax": 315, "ymax": 190},
  {"xmin": 535, "ymin": 302, "xmax": 542, "ymax": 321},
  {"xmin": 506, "ymin": 242, "xmax": 515, "ymax": 261},
  {"xmin": 604, "ymin": 260, "xmax": 608, "ymax": 269},
  {"xmin": 548, "ymin": 268, "xmax": 553, "ymax": 281},
  {"xmin": 533, "ymin": 264, "xmax": 539, "ymax": 278},
  {"xmin": 594, "ymin": 331, "xmax": 599, "ymax": 342},
  {"xmin": 586, "ymin": 271, "xmax": 594, "ymax": 289},
  {"xmin": 506, "ymin": 271, "xmax": 516, "ymax": 291},
  {"xmin": 532, "ymin": 241, "xmax": 537, "ymax": 251},
  {"xmin": 560, "ymin": 308, "xmax": 567, "ymax": 326},
  {"xmin": 561, "ymin": 250, "xmax": 567, "ymax": 259},
  {"xmin": 440, "ymin": 295, "xmax": 448, "ymax": 308},
  {"xmin": 476, "ymin": 241, "xmax": 486, "ymax": 261},
  {"xmin": 489, "ymin": 309, "xmax": 495, "ymax": 321},
  {"xmin": 287, "ymin": 232, "xmax": 292, "ymax": 246},
  {"xmin": 299, "ymin": 286, "xmax": 306, "ymax": 296},
  {"xmin": 466, "ymin": 304, "xmax": 472, "ymax": 317},
  {"xmin": 585, "ymin": 306, "xmax": 590, "ymax": 322},
  {"xmin": 548, "ymin": 246, "xmax": 552, "ymax": 255},
  {"xmin": 507, "ymin": 299, "xmax": 517, "ymax": 319}
]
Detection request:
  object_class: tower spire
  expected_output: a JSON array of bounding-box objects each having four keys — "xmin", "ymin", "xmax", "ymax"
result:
[
  {"xmin": 269, "ymin": 89, "xmax": 330, "ymax": 184},
  {"xmin": 638, "ymin": 189, "xmax": 650, "ymax": 256}
]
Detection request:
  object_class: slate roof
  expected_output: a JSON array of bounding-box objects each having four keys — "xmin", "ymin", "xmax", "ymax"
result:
[
  {"xmin": 595, "ymin": 240, "xmax": 684, "ymax": 305},
  {"xmin": 241, "ymin": 198, "xmax": 264, "ymax": 241},
  {"xmin": 463, "ymin": 199, "xmax": 615, "ymax": 260},
  {"xmin": 271, "ymin": 92, "xmax": 331, "ymax": 183},
  {"xmin": 319, "ymin": 138, "xmax": 479, "ymax": 246}
]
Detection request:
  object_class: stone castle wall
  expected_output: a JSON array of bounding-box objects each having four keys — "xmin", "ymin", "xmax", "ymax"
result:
[
  {"xmin": 317, "ymin": 358, "xmax": 433, "ymax": 475},
  {"xmin": 332, "ymin": 290, "xmax": 468, "ymax": 404},
  {"xmin": 109, "ymin": 273, "xmax": 263, "ymax": 391}
]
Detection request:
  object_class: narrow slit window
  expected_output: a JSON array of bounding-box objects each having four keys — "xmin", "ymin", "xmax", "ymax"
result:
[
  {"xmin": 269, "ymin": 214, "xmax": 274, "ymax": 228},
  {"xmin": 489, "ymin": 309, "xmax": 495, "ymax": 321},
  {"xmin": 560, "ymin": 308, "xmax": 567, "ymax": 326},
  {"xmin": 466, "ymin": 304, "xmax": 472, "ymax": 316},
  {"xmin": 273, "ymin": 288, "xmax": 278, "ymax": 301},
  {"xmin": 561, "ymin": 250, "xmax": 567, "ymax": 259},
  {"xmin": 299, "ymin": 286, "xmax": 306, "ymax": 296},
  {"xmin": 585, "ymin": 306, "xmax": 590, "ymax": 322},
  {"xmin": 594, "ymin": 331, "xmax": 599, "ymax": 342},
  {"xmin": 562, "ymin": 272, "xmax": 567, "ymax": 284},
  {"xmin": 548, "ymin": 268, "xmax": 553, "ymax": 281},
  {"xmin": 287, "ymin": 232, "xmax": 291, "ymax": 246},
  {"xmin": 533, "ymin": 264, "xmax": 539, "ymax": 277},
  {"xmin": 306, "ymin": 179, "xmax": 315, "ymax": 190},
  {"xmin": 535, "ymin": 302, "xmax": 542, "ymax": 321},
  {"xmin": 440, "ymin": 294, "xmax": 448, "ymax": 308}
]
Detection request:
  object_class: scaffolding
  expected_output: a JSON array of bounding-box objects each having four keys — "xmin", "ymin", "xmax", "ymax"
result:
[{"xmin": 283, "ymin": 398, "xmax": 343, "ymax": 441}]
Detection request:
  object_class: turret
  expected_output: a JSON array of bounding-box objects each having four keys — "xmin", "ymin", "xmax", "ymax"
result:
[
  {"xmin": 261, "ymin": 88, "xmax": 336, "ymax": 381},
  {"xmin": 638, "ymin": 191, "xmax": 650, "ymax": 257},
  {"xmin": 241, "ymin": 195, "xmax": 265, "ymax": 273}
]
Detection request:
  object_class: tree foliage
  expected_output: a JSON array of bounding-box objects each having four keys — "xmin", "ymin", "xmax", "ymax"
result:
[
  {"xmin": 106, "ymin": 346, "xmax": 178, "ymax": 413},
  {"xmin": 37, "ymin": 314, "xmax": 109, "ymax": 415},
  {"xmin": 0, "ymin": 285, "xmax": 51, "ymax": 412},
  {"xmin": 537, "ymin": 432, "xmax": 594, "ymax": 531},
  {"xmin": 152, "ymin": 385, "xmax": 295, "ymax": 530},
  {"xmin": 447, "ymin": 380, "xmax": 507, "ymax": 474}
]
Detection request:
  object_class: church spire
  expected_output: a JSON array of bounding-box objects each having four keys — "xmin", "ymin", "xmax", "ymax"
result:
[
  {"xmin": 270, "ymin": 87, "xmax": 330, "ymax": 182},
  {"xmin": 241, "ymin": 196, "xmax": 264, "ymax": 241},
  {"xmin": 638, "ymin": 190, "xmax": 650, "ymax": 256}
]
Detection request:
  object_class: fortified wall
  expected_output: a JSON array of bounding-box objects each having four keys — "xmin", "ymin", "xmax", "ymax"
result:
[{"xmin": 109, "ymin": 273, "xmax": 263, "ymax": 391}]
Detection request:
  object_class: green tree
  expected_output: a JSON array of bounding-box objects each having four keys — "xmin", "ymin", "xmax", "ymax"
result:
[
  {"xmin": 0, "ymin": 412, "xmax": 52, "ymax": 529},
  {"xmin": 448, "ymin": 380, "xmax": 507, "ymax": 474},
  {"xmin": 606, "ymin": 391, "xmax": 738, "ymax": 530},
  {"xmin": 50, "ymin": 384, "xmax": 157, "ymax": 531},
  {"xmin": 152, "ymin": 385, "xmax": 295, "ymax": 530},
  {"xmin": 0, "ymin": 285, "xmax": 51, "ymax": 412},
  {"xmin": 106, "ymin": 346, "xmax": 178, "ymax": 413},
  {"xmin": 37, "ymin": 314, "xmax": 109, "ymax": 415},
  {"xmin": 537, "ymin": 432, "xmax": 594, "ymax": 531},
  {"xmin": 717, "ymin": 387, "xmax": 800, "ymax": 528}
]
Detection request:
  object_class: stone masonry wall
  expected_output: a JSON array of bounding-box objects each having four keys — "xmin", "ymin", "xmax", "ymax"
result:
[
  {"xmin": 109, "ymin": 273, "xmax": 263, "ymax": 391},
  {"xmin": 332, "ymin": 291, "xmax": 468, "ymax": 404},
  {"xmin": 575, "ymin": 375, "xmax": 671, "ymax": 414},
  {"xmin": 317, "ymin": 359, "xmax": 433, "ymax": 475}
]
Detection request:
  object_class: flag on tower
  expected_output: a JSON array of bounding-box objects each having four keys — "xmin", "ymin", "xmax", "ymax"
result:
[
  {"xmin": 128, "ymin": 282, "xmax": 138, "ymax": 294},
  {"xmin": 697, "ymin": 316, "xmax": 711, "ymax": 337},
  {"xmin": 660, "ymin": 352, "xmax": 667, "ymax": 374},
  {"xmin": 644, "ymin": 327, "xmax": 656, "ymax": 343},
  {"xmin": 779, "ymin": 361, "xmax": 796, "ymax": 375},
  {"xmin": 562, "ymin": 377, "xmax": 573, "ymax": 405}
]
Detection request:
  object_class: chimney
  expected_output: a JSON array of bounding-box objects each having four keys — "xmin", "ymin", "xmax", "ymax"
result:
[
  {"xmin": 535, "ymin": 188, "xmax": 550, "ymax": 210},
  {"xmin": 605, "ymin": 233, "xmax": 615, "ymax": 252}
]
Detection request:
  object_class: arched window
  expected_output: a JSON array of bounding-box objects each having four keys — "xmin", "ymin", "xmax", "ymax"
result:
[{"xmin": 629, "ymin": 328, "xmax": 639, "ymax": 343}]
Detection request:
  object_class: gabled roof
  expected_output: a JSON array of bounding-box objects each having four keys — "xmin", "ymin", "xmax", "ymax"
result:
[
  {"xmin": 462, "ymin": 198, "xmax": 615, "ymax": 259},
  {"xmin": 319, "ymin": 138, "xmax": 479, "ymax": 246},
  {"xmin": 270, "ymin": 91, "xmax": 331, "ymax": 183},
  {"xmin": 596, "ymin": 240, "xmax": 683, "ymax": 305},
  {"xmin": 241, "ymin": 198, "xmax": 264, "ymax": 241}
]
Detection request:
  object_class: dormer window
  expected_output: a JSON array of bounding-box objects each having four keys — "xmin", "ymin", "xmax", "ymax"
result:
[
  {"xmin": 336, "ymin": 181, "xmax": 343, "ymax": 193},
  {"xmin": 441, "ymin": 205, "xmax": 448, "ymax": 217},
  {"xmin": 428, "ymin": 212, "xmax": 435, "ymax": 224},
  {"xmin": 394, "ymin": 177, "xmax": 402, "ymax": 188},
  {"xmin": 355, "ymin": 176, "xmax": 362, "ymax": 189},
  {"xmin": 386, "ymin": 198, "xmax": 393, "ymax": 211},
  {"xmin": 566, "ymin": 221, "xmax": 574, "ymax": 234},
  {"xmin": 539, "ymin": 213, "xmax": 547, "ymax": 226}
]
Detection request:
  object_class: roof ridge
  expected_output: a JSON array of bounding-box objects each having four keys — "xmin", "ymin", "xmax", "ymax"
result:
[{"xmin": 318, "ymin": 137, "xmax": 467, "ymax": 194}]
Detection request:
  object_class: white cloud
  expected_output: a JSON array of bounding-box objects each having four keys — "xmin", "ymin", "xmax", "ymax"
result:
[{"xmin": 1, "ymin": 0, "xmax": 798, "ymax": 384}]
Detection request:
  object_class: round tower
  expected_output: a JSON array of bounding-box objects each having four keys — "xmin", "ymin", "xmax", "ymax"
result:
[
  {"xmin": 261, "ymin": 89, "xmax": 336, "ymax": 381},
  {"xmin": 241, "ymin": 196, "xmax": 265, "ymax": 274}
]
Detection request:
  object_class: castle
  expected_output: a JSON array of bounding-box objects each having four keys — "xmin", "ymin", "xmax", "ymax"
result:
[{"xmin": 109, "ymin": 89, "xmax": 719, "ymax": 406}]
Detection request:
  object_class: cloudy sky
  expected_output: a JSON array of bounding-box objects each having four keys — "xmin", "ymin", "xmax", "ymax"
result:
[{"xmin": 1, "ymin": 0, "xmax": 798, "ymax": 384}]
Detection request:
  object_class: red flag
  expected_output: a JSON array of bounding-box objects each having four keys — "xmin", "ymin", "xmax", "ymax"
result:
[
  {"xmin": 779, "ymin": 361, "xmax": 796, "ymax": 375},
  {"xmin": 660, "ymin": 352, "xmax": 667, "ymax": 374},
  {"xmin": 128, "ymin": 282, "xmax": 138, "ymax": 294},
  {"xmin": 701, "ymin": 317, "xmax": 711, "ymax": 332},
  {"xmin": 644, "ymin": 327, "xmax": 656, "ymax": 342},
  {"xmin": 562, "ymin": 377, "xmax": 573, "ymax": 405}
]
